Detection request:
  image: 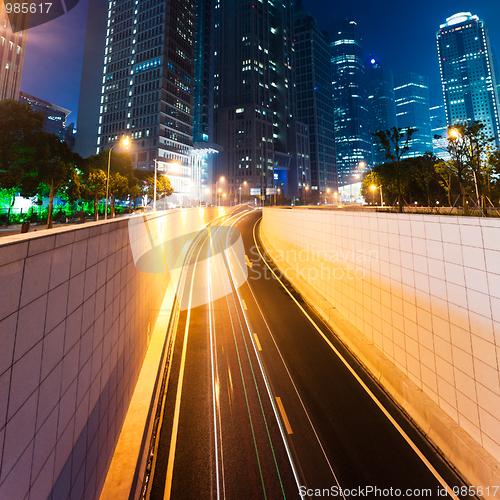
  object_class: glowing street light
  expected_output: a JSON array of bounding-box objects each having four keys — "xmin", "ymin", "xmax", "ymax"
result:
[
  {"xmin": 370, "ymin": 184, "xmax": 383, "ymax": 206},
  {"xmin": 216, "ymin": 176, "xmax": 225, "ymax": 206},
  {"xmin": 106, "ymin": 136, "xmax": 130, "ymax": 220}
]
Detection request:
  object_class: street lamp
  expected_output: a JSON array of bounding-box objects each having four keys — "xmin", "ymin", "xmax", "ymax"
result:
[
  {"xmin": 105, "ymin": 136, "xmax": 130, "ymax": 220},
  {"xmin": 179, "ymin": 180, "xmax": 191, "ymax": 209},
  {"xmin": 370, "ymin": 184, "xmax": 383, "ymax": 206},
  {"xmin": 151, "ymin": 159, "xmax": 171, "ymax": 211},
  {"xmin": 238, "ymin": 186, "xmax": 242, "ymax": 204},
  {"xmin": 305, "ymin": 185, "xmax": 309, "ymax": 204},
  {"xmin": 215, "ymin": 176, "xmax": 225, "ymax": 206}
]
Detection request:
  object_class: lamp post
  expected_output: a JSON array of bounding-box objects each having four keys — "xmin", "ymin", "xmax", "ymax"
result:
[
  {"xmin": 179, "ymin": 180, "xmax": 192, "ymax": 209},
  {"xmin": 215, "ymin": 176, "xmax": 225, "ymax": 206},
  {"xmin": 305, "ymin": 185, "xmax": 309, "ymax": 204},
  {"xmin": 105, "ymin": 136, "xmax": 130, "ymax": 220},
  {"xmin": 370, "ymin": 184, "xmax": 384, "ymax": 206},
  {"xmin": 239, "ymin": 186, "xmax": 242, "ymax": 204}
]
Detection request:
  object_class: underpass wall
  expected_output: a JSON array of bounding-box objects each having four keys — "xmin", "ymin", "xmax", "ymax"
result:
[
  {"xmin": 0, "ymin": 207, "xmax": 230, "ymax": 500},
  {"xmin": 261, "ymin": 207, "xmax": 500, "ymax": 493}
]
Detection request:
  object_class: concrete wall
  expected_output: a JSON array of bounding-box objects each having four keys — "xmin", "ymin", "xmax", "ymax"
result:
[
  {"xmin": 0, "ymin": 207, "xmax": 231, "ymax": 500},
  {"xmin": 261, "ymin": 208, "xmax": 500, "ymax": 491}
]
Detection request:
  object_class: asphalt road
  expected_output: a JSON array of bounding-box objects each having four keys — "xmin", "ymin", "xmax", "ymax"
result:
[{"xmin": 148, "ymin": 209, "xmax": 472, "ymax": 500}]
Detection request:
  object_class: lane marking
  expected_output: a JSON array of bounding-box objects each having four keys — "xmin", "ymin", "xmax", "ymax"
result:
[
  {"xmin": 246, "ymin": 255, "xmax": 253, "ymax": 268},
  {"xmin": 218, "ymin": 242, "xmax": 270, "ymax": 499},
  {"xmin": 241, "ymin": 299, "xmax": 248, "ymax": 310},
  {"xmin": 252, "ymin": 219, "xmax": 460, "ymax": 500},
  {"xmin": 276, "ymin": 397, "xmax": 293, "ymax": 435},
  {"xmin": 164, "ymin": 253, "xmax": 200, "ymax": 500},
  {"xmin": 253, "ymin": 333, "xmax": 262, "ymax": 351},
  {"xmin": 224, "ymin": 216, "xmax": 303, "ymax": 496},
  {"xmin": 208, "ymin": 246, "xmax": 222, "ymax": 499}
]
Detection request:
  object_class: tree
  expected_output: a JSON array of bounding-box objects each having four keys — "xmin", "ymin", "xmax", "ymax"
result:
[
  {"xmin": 373, "ymin": 126, "xmax": 417, "ymax": 212},
  {"xmin": 0, "ymin": 100, "xmax": 45, "ymax": 173},
  {"xmin": 19, "ymin": 132, "xmax": 79, "ymax": 229},
  {"xmin": 146, "ymin": 174, "xmax": 174, "ymax": 209},
  {"xmin": 108, "ymin": 172, "xmax": 129, "ymax": 217},
  {"xmin": 0, "ymin": 100, "xmax": 45, "ymax": 223},
  {"xmin": 83, "ymin": 169, "xmax": 107, "ymax": 221},
  {"xmin": 410, "ymin": 152, "xmax": 439, "ymax": 207},
  {"xmin": 133, "ymin": 169, "xmax": 152, "ymax": 206},
  {"xmin": 461, "ymin": 122, "xmax": 496, "ymax": 216},
  {"xmin": 446, "ymin": 124, "xmax": 474, "ymax": 214},
  {"xmin": 435, "ymin": 159, "xmax": 454, "ymax": 207}
]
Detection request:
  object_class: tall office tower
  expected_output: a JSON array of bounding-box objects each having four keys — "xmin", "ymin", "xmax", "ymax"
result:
[
  {"xmin": 326, "ymin": 19, "xmax": 371, "ymax": 187},
  {"xmin": 394, "ymin": 73, "xmax": 433, "ymax": 158},
  {"xmin": 294, "ymin": 1, "xmax": 337, "ymax": 195},
  {"xmin": 430, "ymin": 104, "xmax": 450, "ymax": 160},
  {"xmin": 213, "ymin": 0, "xmax": 310, "ymax": 201},
  {"xmin": 0, "ymin": 6, "xmax": 28, "ymax": 100},
  {"xmin": 437, "ymin": 12, "xmax": 500, "ymax": 146},
  {"xmin": 76, "ymin": 0, "xmax": 197, "ymax": 204},
  {"xmin": 192, "ymin": 0, "xmax": 216, "ymax": 204},
  {"xmin": 193, "ymin": 0, "xmax": 212, "ymax": 145},
  {"xmin": 493, "ymin": 54, "xmax": 500, "ymax": 100},
  {"xmin": 366, "ymin": 58, "xmax": 397, "ymax": 165}
]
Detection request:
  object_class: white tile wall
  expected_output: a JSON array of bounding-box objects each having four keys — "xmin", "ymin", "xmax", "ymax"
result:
[
  {"xmin": 0, "ymin": 207, "xmax": 233, "ymax": 500},
  {"xmin": 263, "ymin": 208, "xmax": 500, "ymax": 463}
]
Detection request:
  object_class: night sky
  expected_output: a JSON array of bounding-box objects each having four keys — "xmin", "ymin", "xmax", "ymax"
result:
[{"xmin": 20, "ymin": 0, "xmax": 500, "ymax": 127}]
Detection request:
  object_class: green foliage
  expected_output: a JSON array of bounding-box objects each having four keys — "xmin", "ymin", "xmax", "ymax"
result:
[
  {"xmin": 372, "ymin": 126, "xmax": 417, "ymax": 212},
  {"xmin": 146, "ymin": 174, "xmax": 174, "ymax": 206}
]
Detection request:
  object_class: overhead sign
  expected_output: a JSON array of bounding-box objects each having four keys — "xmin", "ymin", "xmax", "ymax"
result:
[{"xmin": 250, "ymin": 188, "xmax": 261, "ymax": 195}]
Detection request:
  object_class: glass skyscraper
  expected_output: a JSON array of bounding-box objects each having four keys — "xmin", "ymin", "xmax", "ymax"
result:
[
  {"xmin": 213, "ymin": 0, "xmax": 310, "ymax": 200},
  {"xmin": 77, "ymin": 0, "xmax": 199, "ymax": 204},
  {"xmin": 294, "ymin": 1, "xmax": 336, "ymax": 194},
  {"xmin": 394, "ymin": 72, "xmax": 433, "ymax": 158},
  {"xmin": 366, "ymin": 58, "xmax": 397, "ymax": 165},
  {"xmin": 437, "ymin": 12, "xmax": 500, "ymax": 146},
  {"xmin": 327, "ymin": 19, "xmax": 371, "ymax": 187}
]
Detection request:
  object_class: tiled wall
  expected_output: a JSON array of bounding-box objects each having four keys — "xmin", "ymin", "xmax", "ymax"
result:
[
  {"xmin": 262, "ymin": 208, "xmax": 500, "ymax": 464},
  {"xmin": 0, "ymin": 218, "xmax": 168, "ymax": 500}
]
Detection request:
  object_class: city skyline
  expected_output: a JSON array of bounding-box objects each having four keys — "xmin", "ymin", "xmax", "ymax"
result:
[{"xmin": 20, "ymin": 0, "xmax": 500, "ymax": 126}]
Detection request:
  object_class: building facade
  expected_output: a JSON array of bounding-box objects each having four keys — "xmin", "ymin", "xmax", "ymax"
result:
[
  {"xmin": 0, "ymin": 6, "xmax": 28, "ymax": 101},
  {"xmin": 213, "ymin": 0, "xmax": 310, "ymax": 201},
  {"xmin": 294, "ymin": 1, "xmax": 337, "ymax": 195},
  {"xmin": 327, "ymin": 19, "xmax": 371, "ymax": 186},
  {"xmin": 366, "ymin": 58, "xmax": 397, "ymax": 165},
  {"xmin": 77, "ymin": 0, "xmax": 199, "ymax": 205},
  {"xmin": 19, "ymin": 91, "xmax": 71, "ymax": 141},
  {"xmin": 192, "ymin": 0, "xmax": 217, "ymax": 204},
  {"xmin": 394, "ymin": 72, "xmax": 433, "ymax": 158},
  {"xmin": 430, "ymin": 103, "xmax": 450, "ymax": 161},
  {"xmin": 437, "ymin": 12, "xmax": 500, "ymax": 146}
]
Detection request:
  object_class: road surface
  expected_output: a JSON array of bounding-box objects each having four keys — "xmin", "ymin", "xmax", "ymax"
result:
[{"xmin": 147, "ymin": 208, "xmax": 472, "ymax": 500}]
